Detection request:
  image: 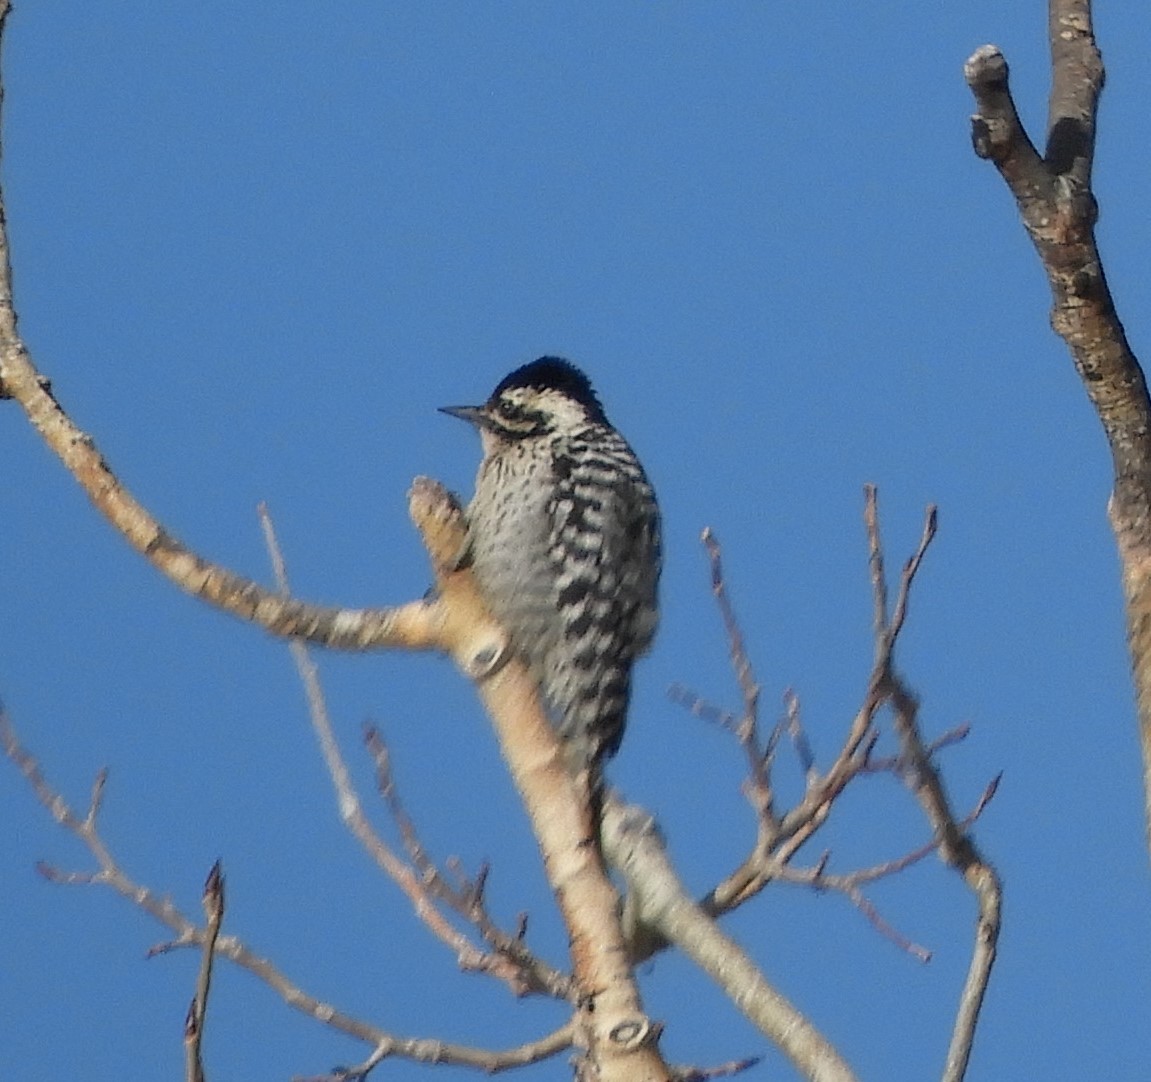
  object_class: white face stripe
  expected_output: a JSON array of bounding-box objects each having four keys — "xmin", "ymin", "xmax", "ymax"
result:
[{"xmin": 488, "ymin": 385, "xmax": 597, "ymax": 437}]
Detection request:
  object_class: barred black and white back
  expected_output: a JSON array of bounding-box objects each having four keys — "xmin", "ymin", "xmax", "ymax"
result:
[{"xmin": 441, "ymin": 357, "xmax": 661, "ymax": 769}]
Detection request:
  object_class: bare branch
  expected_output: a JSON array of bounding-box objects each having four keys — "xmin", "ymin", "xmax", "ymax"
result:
[
  {"xmin": 694, "ymin": 495, "xmax": 943, "ymax": 917},
  {"xmin": 843, "ymin": 888, "xmax": 931, "ymax": 964},
  {"xmin": 774, "ymin": 779, "xmax": 999, "ymax": 965},
  {"xmin": 783, "ymin": 691, "xmax": 817, "ymax": 786},
  {"xmin": 670, "ymin": 1056, "xmax": 761, "ymax": 1081},
  {"xmin": 1, "ymin": 316, "xmax": 669, "ymax": 1077},
  {"xmin": 184, "ymin": 861, "xmax": 224, "ymax": 1082},
  {"xmin": 258, "ymin": 504, "xmax": 570, "ymax": 999},
  {"xmin": 967, "ymin": 3, "xmax": 1151, "ymax": 855},
  {"xmin": 295, "ymin": 1023, "xmax": 577, "ymax": 1081},
  {"xmin": 2, "ymin": 707, "xmax": 577, "ymax": 1074},
  {"xmin": 861, "ymin": 722, "xmax": 972, "ymax": 774},
  {"xmin": 603, "ymin": 798, "xmax": 858, "ymax": 1082},
  {"xmin": 667, "ymin": 684, "xmax": 740, "ymax": 735},
  {"xmin": 699, "ymin": 529, "xmax": 779, "ymax": 831},
  {"xmin": 0, "ymin": 306, "xmax": 441, "ymax": 649},
  {"xmin": 410, "ymin": 479, "xmax": 676, "ymax": 1077},
  {"xmin": 701, "ymin": 529, "xmax": 764, "ymax": 752},
  {"xmin": 0, "ymin": 9, "xmax": 442, "ymax": 659},
  {"xmin": 0, "ymin": 232, "xmax": 440, "ymax": 653},
  {"xmin": 889, "ymin": 504, "xmax": 938, "ymax": 645},
  {"xmin": 884, "ymin": 677, "xmax": 1001, "ymax": 1082},
  {"xmin": 364, "ymin": 726, "xmax": 573, "ymax": 999},
  {"xmin": 863, "ymin": 492, "xmax": 1001, "ymax": 1082},
  {"xmin": 865, "ymin": 483, "xmax": 891, "ymax": 649},
  {"xmin": 676, "ymin": 491, "xmax": 1000, "ymax": 1079}
]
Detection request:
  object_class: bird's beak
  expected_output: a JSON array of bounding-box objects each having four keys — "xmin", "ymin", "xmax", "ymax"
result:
[{"xmin": 439, "ymin": 404, "xmax": 486, "ymax": 427}]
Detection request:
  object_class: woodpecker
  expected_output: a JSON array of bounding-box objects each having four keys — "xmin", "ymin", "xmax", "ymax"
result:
[{"xmin": 441, "ymin": 357, "xmax": 661, "ymax": 771}]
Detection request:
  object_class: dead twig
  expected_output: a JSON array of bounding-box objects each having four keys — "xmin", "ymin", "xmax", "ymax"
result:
[
  {"xmin": 671, "ymin": 488, "xmax": 999, "ymax": 1081},
  {"xmin": 1, "ymin": 707, "xmax": 577, "ymax": 1075},
  {"xmin": 258, "ymin": 504, "xmax": 570, "ymax": 1000},
  {"xmin": 701, "ymin": 531, "xmax": 775, "ymax": 824},
  {"xmin": 184, "ymin": 861, "xmax": 224, "ymax": 1082},
  {"xmin": 863, "ymin": 489, "xmax": 1002, "ymax": 1082},
  {"xmin": 363, "ymin": 725, "xmax": 574, "ymax": 999}
]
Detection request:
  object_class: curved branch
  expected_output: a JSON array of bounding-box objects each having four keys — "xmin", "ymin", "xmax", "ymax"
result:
[
  {"xmin": 0, "ymin": 6, "xmax": 435, "ymax": 654},
  {"xmin": 260, "ymin": 505, "xmax": 573, "ymax": 1000},
  {"xmin": 0, "ymin": 331, "xmax": 442, "ymax": 650}
]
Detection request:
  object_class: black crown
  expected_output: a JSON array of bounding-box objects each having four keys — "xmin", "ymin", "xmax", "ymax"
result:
[{"xmin": 492, "ymin": 357, "xmax": 607, "ymax": 423}]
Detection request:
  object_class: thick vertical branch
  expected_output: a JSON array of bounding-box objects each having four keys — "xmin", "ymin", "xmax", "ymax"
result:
[
  {"xmin": 966, "ymin": 1, "xmax": 1151, "ymax": 855},
  {"xmin": 409, "ymin": 479, "xmax": 672, "ymax": 1082}
]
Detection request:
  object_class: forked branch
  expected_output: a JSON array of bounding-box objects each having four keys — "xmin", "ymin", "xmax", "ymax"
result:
[
  {"xmin": 184, "ymin": 861, "xmax": 224, "ymax": 1082},
  {"xmin": 966, "ymin": 0, "xmax": 1151, "ymax": 857},
  {"xmin": 670, "ymin": 489, "xmax": 1000, "ymax": 1082},
  {"xmin": 862, "ymin": 491, "xmax": 1002, "ymax": 1082},
  {"xmin": 0, "ymin": 707, "xmax": 575, "ymax": 1074},
  {"xmin": 259, "ymin": 504, "xmax": 572, "ymax": 1001},
  {"xmin": 603, "ymin": 798, "xmax": 857, "ymax": 1082}
]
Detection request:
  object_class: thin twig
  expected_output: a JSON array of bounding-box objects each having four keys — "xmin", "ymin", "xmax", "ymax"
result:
[
  {"xmin": 889, "ymin": 506, "xmax": 938, "ymax": 645},
  {"xmin": 693, "ymin": 486, "xmax": 1001, "ymax": 1079},
  {"xmin": 1, "ymin": 707, "xmax": 575, "ymax": 1074},
  {"xmin": 363, "ymin": 726, "xmax": 574, "ymax": 999},
  {"xmin": 257, "ymin": 504, "xmax": 569, "ymax": 999},
  {"xmin": 886, "ymin": 677, "xmax": 1001, "ymax": 1082},
  {"xmin": 702, "ymin": 530, "xmax": 771, "ymax": 789},
  {"xmin": 864, "ymin": 484, "xmax": 890, "ymax": 652},
  {"xmin": 861, "ymin": 723, "xmax": 972, "ymax": 774},
  {"xmin": 702, "ymin": 529, "xmax": 763, "ymax": 740},
  {"xmin": 292, "ymin": 1022, "xmax": 576, "ymax": 1081},
  {"xmin": 698, "ymin": 530, "xmax": 780, "ymax": 838},
  {"xmin": 775, "ymin": 777, "xmax": 1000, "ymax": 962},
  {"xmin": 671, "ymin": 1056, "xmax": 762, "ymax": 1081},
  {"xmin": 184, "ymin": 861, "xmax": 224, "ymax": 1082},
  {"xmin": 864, "ymin": 490, "xmax": 1000, "ymax": 1081},
  {"xmin": 668, "ymin": 684, "xmax": 740, "ymax": 735},
  {"xmin": 784, "ymin": 691, "xmax": 817, "ymax": 785}
]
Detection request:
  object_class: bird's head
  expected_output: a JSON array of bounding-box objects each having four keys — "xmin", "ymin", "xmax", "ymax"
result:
[{"xmin": 440, "ymin": 357, "xmax": 608, "ymax": 443}]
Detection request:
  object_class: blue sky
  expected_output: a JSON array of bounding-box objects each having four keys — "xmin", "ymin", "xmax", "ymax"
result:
[{"xmin": 3, "ymin": 4, "xmax": 1151, "ymax": 1080}]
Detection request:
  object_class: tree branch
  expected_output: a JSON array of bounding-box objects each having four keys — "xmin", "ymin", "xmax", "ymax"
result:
[
  {"xmin": 0, "ymin": 5, "xmax": 435, "ymax": 657},
  {"xmin": 0, "ymin": 0, "xmax": 668, "ymax": 1059},
  {"xmin": 603, "ymin": 798, "xmax": 857, "ymax": 1082},
  {"xmin": 184, "ymin": 861, "xmax": 224, "ymax": 1082},
  {"xmin": 1, "ymin": 706, "xmax": 580, "ymax": 1075},
  {"xmin": 410, "ymin": 477, "xmax": 674, "ymax": 1080},
  {"xmin": 0, "ymin": 297, "xmax": 439, "ymax": 649},
  {"xmin": 967, "ymin": 1, "xmax": 1151, "ymax": 855},
  {"xmin": 862, "ymin": 493, "xmax": 1002, "ymax": 1082},
  {"xmin": 668, "ymin": 490, "xmax": 1000, "ymax": 1080},
  {"xmin": 259, "ymin": 503, "xmax": 572, "ymax": 1000}
]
